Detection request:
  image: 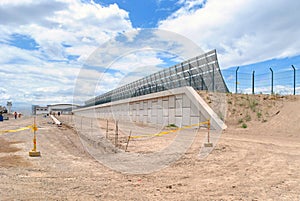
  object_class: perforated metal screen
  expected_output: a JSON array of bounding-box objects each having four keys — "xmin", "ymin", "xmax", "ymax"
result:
[{"xmin": 85, "ymin": 49, "xmax": 228, "ymax": 106}]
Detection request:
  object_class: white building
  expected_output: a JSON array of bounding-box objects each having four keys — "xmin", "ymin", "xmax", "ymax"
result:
[
  {"xmin": 35, "ymin": 106, "xmax": 48, "ymax": 115},
  {"xmin": 47, "ymin": 104, "xmax": 78, "ymax": 114},
  {"xmin": 32, "ymin": 104, "xmax": 79, "ymax": 115}
]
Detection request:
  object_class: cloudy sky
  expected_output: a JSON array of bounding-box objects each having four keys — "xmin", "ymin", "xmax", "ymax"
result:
[{"xmin": 1, "ymin": 0, "xmax": 300, "ymax": 112}]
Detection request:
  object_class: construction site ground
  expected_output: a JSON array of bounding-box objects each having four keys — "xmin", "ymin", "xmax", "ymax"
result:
[{"xmin": 0, "ymin": 94, "xmax": 299, "ymax": 200}]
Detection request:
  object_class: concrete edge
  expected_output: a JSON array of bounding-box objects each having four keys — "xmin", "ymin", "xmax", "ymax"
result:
[
  {"xmin": 73, "ymin": 88, "xmax": 179, "ymax": 112},
  {"xmin": 73, "ymin": 86, "xmax": 227, "ymax": 130},
  {"xmin": 184, "ymin": 87, "xmax": 227, "ymax": 130}
]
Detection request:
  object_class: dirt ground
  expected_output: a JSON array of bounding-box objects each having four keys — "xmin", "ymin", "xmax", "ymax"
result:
[{"xmin": 0, "ymin": 95, "xmax": 299, "ymax": 200}]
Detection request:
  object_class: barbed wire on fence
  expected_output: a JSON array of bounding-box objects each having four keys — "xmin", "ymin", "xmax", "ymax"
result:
[{"xmin": 222, "ymin": 66, "xmax": 299, "ymax": 95}]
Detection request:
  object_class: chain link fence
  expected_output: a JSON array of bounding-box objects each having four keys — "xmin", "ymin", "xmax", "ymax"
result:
[{"xmin": 222, "ymin": 66, "xmax": 299, "ymax": 95}]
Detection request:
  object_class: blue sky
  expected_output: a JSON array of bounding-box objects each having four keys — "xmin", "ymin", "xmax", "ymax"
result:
[
  {"xmin": 0, "ymin": 0, "xmax": 300, "ymax": 114},
  {"xmin": 96, "ymin": 0, "xmax": 180, "ymax": 28}
]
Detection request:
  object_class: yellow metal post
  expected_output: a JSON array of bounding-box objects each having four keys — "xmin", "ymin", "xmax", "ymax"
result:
[
  {"xmin": 29, "ymin": 117, "xmax": 41, "ymax": 157},
  {"xmin": 204, "ymin": 119, "xmax": 213, "ymax": 147}
]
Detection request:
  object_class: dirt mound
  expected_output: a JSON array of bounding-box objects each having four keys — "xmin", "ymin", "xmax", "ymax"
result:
[
  {"xmin": 257, "ymin": 95, "xmax": 300, "ymax": 138},
  {"xmin": 199, "ymin": 91, "xmax": 299, "ymax": 131}
]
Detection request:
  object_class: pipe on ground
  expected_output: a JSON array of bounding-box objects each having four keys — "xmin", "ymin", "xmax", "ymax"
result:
[{"xmin": 50, "ymin": 115, "xmax": 62, "ymax": 126}]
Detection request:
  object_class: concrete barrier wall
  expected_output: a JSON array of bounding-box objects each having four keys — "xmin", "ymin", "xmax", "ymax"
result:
[{"xmin": 73, "ymin": 87, "xmax": 226, "ymax": 130}]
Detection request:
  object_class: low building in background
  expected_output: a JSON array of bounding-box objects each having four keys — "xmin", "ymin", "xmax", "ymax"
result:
[
  {"xmin": 32, "ymin": 104, "xmax": 79, "ymax": 115},
  {"xmin": 35, "ymin": 106, "xmax": 48, "ymax": 115},
  {"xmin": 47, "ymin": 104, "xmax": 78, "ymax": 115}
]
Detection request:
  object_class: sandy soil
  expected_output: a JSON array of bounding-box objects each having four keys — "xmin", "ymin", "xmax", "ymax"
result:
[{"xmin": 0, "ymin": 95, "xmax": 299, "ymax": 200}]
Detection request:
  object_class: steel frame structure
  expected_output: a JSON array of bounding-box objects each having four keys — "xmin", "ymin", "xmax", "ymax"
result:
[{"xmin": 85, "ymin": 49, "xmax": 228, "ymax": 106}]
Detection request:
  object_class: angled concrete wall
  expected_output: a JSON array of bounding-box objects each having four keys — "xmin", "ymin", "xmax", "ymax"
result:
[{"xmin": 73, "ymin": 87, "xmax": 226, "ymax": 130}]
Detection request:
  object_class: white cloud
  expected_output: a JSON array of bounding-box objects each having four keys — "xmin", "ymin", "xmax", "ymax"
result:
[
  {"xmin": 0, "ymin": 0, "xmax": 137, "ymax": 106},
  {"xmin": 0, "ymin": 62, "xmax": 80, "ymax": 103},
  {"xmin": 159, "ymin": 0, "xmax": 300, "ymax": 68},
  {"xmin": 0, "ymin": 0, "xmax": 68, "ymax": 26},
  {"xmin": 85, "ymin": 29, "xmax": 204, "ymax": 72},
  {"xmin": 0, "ymin": 87, "xmax": 11, "ymax": 100},
  {"xmin": 242, "ymin": 85, "xmax": 300, "ymax": 95},
  {"xmin": 109, "ymin": 51, "xmax": 165, "ymax": 72},
  {"xmin": 172, "ymin": 0, "xmax": 206, "ymax": 17},
  {"xmin": 0, "ymin": 0, "xmax": 34, "ymax": 6},
  {"xmin": 0, "ymin": 44, "xmax": 43, "ymax": 64},
  {"xmin": 0, "ymin": 0, "xmax": 134, "ymax": 63}
]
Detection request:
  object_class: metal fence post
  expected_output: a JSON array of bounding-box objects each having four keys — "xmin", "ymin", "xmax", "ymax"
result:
[
  {"xmin": 212, "ymin": 64, "xmax": 215, "ymax": 92},
  {"xmin": 187, "ymin": 71, "xmax": 192, "ymax": 86},
  {"xmin": 252, "ymin": 71, "xmax": 255, "ymax": 94},
  {"xmin": 270, "ymin": 68, "xmax": 274, "ymax": 94},
  {"xmin": 188, "ymin": 64, "xmax": 192, "ymax": 87},
  {"xmin": 292, "ymin": 65, "xmax": 296, "ymax": 95},
  {"xmin": 235, "ymin": 67, "xmax": 239, "ymax": 94}
]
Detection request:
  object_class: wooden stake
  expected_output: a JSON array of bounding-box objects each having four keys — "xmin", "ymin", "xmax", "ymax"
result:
[
  {"xmin": 115, "ymin": 121, "xmax": 118, "ymax": 147},
  {"xmin": 106, "ymin": 119, "xmax": 108, "ymax": 139},
  {"xmin": 91, "ymin": 118, "xmax": 93, "ymax": 134},
  {"xmin": 125, "ymin": 130, "xmax": 132, "ymax": 152},
  {"xmin": 207, "ymin": 119, "xmax": 210, "ymax": 143}
]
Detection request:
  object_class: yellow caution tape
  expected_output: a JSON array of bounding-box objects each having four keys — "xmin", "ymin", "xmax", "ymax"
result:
[
  {"xmin": 0, "ymin": 125, "xmax": 37, "ymax": 135},
  {"xmin": 130, "ymin": 121, "xmax": 209, "ymax": 139},
  {"xmin": 31, "ymin": 125, "xmax": 38, "ymax": 132}
]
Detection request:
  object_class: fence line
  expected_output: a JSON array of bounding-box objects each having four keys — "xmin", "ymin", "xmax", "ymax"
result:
[
  {"xmin": 223, "ymin": 66, "xmax": 299, "ymax": 95},
  {"xmin": 84, "ymin": 50, "xmax": 229, "ymax": 107}
]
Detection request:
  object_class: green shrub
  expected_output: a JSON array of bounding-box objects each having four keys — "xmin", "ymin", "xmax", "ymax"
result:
[
  {"xmin": 242, "ymin": 123, "xmax": 247, "ymax": 128},
  {"xmin": 245, "ymin": 114, "xmax": 251, "ymax": 122},
  {"xmin": 167, "ymin": 123, "xmax": 177, "ymax": 128},
  {"xmin": 239, "ymin": 102, "xmax": 245, "ymax": 107},
  {"xmin": 249, "ymin": 99, "xmax": 258, "ymax": 112},
  {"xmin": 257, "ymin": 111, "xmax": 262, "ymax": 119}
]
